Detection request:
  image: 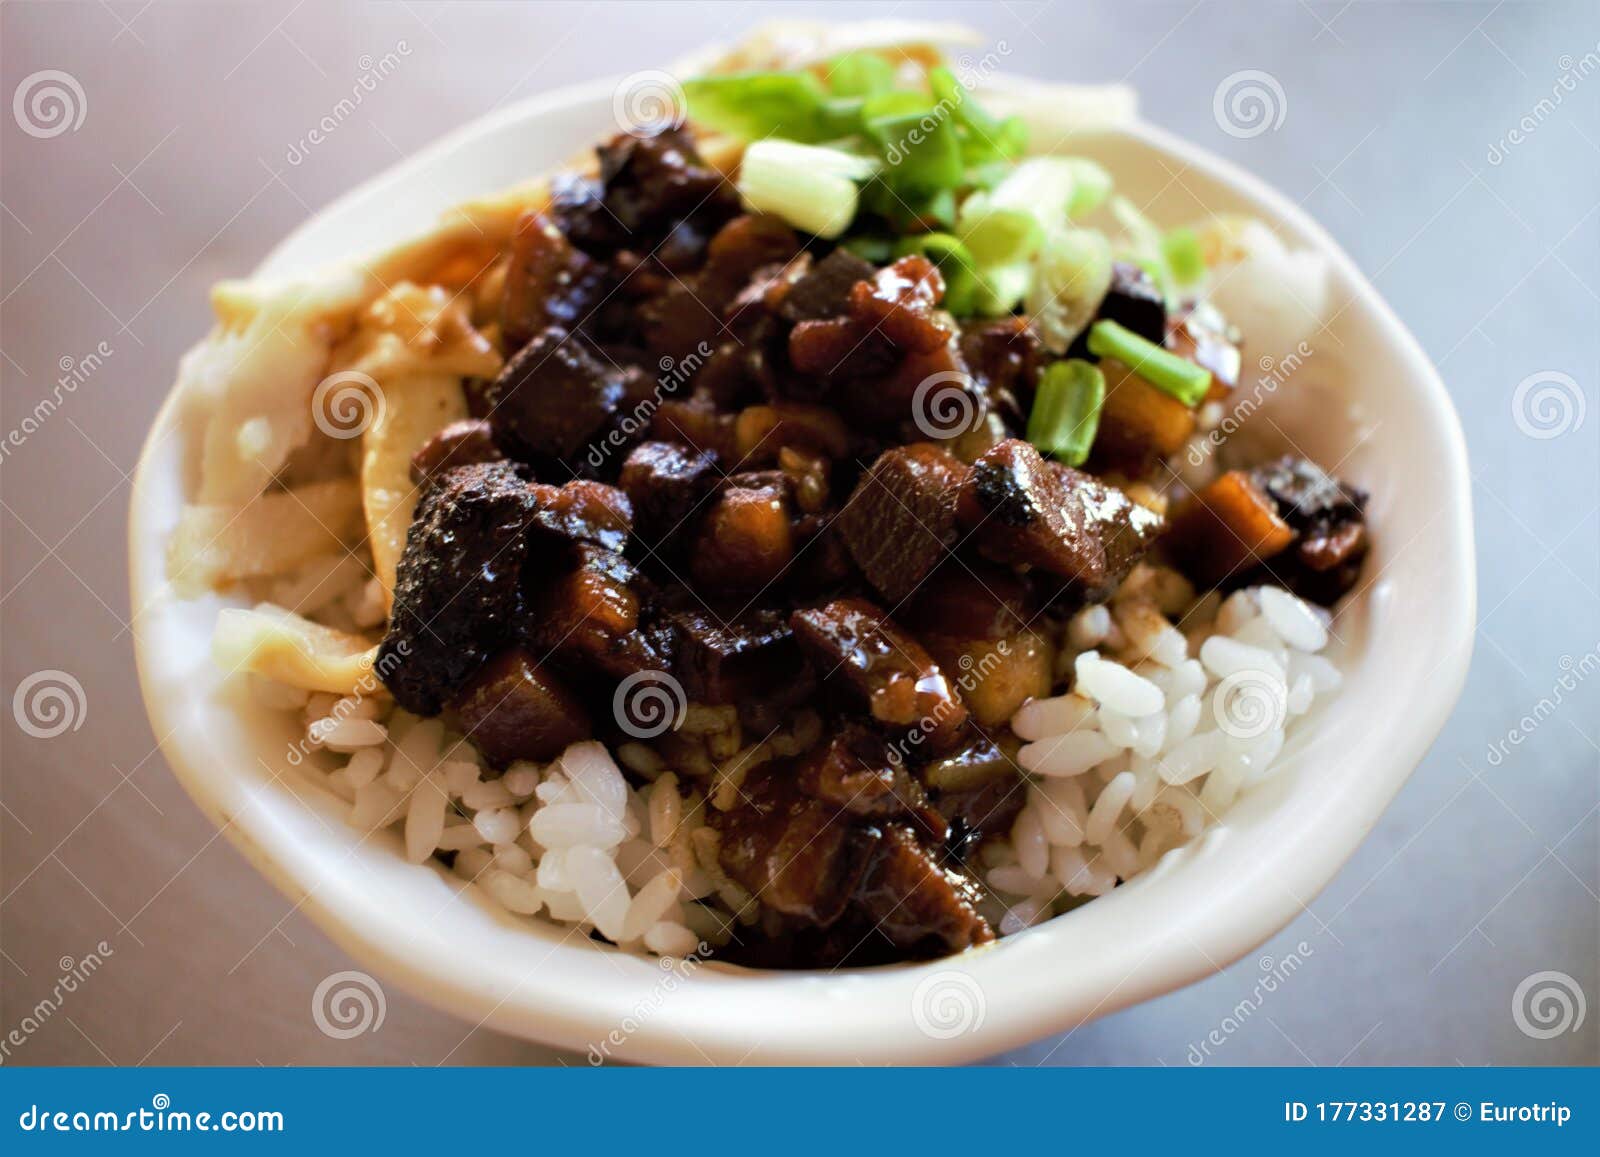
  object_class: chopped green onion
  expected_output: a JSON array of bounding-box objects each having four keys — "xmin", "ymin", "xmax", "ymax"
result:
[
  {"xmin": 1065, "ymin": 159, "xmax": 1113, "ymax": 217},
  {"xmin": 1162, "ymin": 226, "xmax": 1206, "ymax": 286},
  {"xmin": 894, "ymin": 232, "xmax": 979, "ymax": 316},
  {"xmin": 927, "ymin": 66, "xmax": 1027, "ymax": 162},
  {"xmin": 1026, "ymin": 226, "xmax": 1113, "ymax": 353},
  {"xmin": 841, "ymin": 234, "xmax": 896, "ymax": 263},
  {"xmin": 681, "ymin": 72, "xmax": 832, "ymax": 142},
  {"xmin": 971, "ymin": 260, "xmax": 1033, "ymax": 316},
  {"xmin": 1028, "ymin": 359, "xmax": 1105, "ymax": 466},
  {"xmin": 989, "ymin": 157, "xmax": 1080, "ymax": 225},
  {"xmin": 826, "ymin": 52, "xmax": 897, "ymax": 99},
  {"xmin": 1109, "ymin": 195, "xmax": 1172, "ymax": 293},
  {"xmin": 1087, "ymin": 319, "xmax": 1211, "ymax": 406},
  {"xmin": 865, "ymin": 109, "xmax": 964, "ymax": 193},
  {"xmin": 737, "ymin": 140, "xmax": 872, "ymax": 239},
  {"xmin": 957, "ymin": 193, "xmax": 1044, "ymax": 265}
]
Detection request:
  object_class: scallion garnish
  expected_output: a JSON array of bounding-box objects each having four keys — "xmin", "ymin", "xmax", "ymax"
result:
[
  {"xmin": 736, "ymin": 140, "xmax": 874, "ymax": 240},
  {"xmin": 1028, "ymin": 359, "xmax": 1105, "ymax": 465},
  {"xmin": 1161, "ymin": 226, "xmax": 1206, "ymax": 286},
  {"xmin": 1086, "ymin": 319, "xmax": 1211, "ymax": 406}
]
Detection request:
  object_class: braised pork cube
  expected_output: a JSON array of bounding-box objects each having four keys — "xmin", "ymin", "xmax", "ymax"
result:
[
  {"xmin": 1167, "ymin": 469, "xmax": 1295, "ymax": 587},
  {"xmin": 649, "ymin": 394, "xmax": 739, "ymax": 461},
  {"xmin": 446, "ymin": 648, "xmax": 592, "ymax": 766},
  {"xmin": 853, "ymin": 825, "xmax": 994, "ymax": 955},
  {"xmin": 594, "ymin": 126, "xmax": 734, "ymax": 238},
  {"xmin": 835, "ymin": 444, "xmax": 967, "ymax": 603},
  {"xmin": 500, "ymin": 211, "xmax": 607, "ymax": 353},
  {"xmin": 523, "ymin": 543, "xmax": 664, "ymax": 679},
  {"xmin": 956, "ymin": 439, "xmax": 1163, "ymax": 589},
  {"xmin": 379, "ymin": 462, "xmax": 540, "ymax": 716},
  {"xmin": 791, "ymin": 598, "xmax": 968, "ymax": 751},
  {"xmin": 796, "ymin": 724, "xmax": 945, "ymax": 837},
  {"xmin": 689, "ymin": 476, "xmax": 794, "ymax": 594},
  {"xmin": 410, "ymin": 418, "xmax": 503, "ymax": 484},
  {"xmin": 529, "ymin": 479, "xmax": 632, "ymax": 553},
  {"xmin": 960, "ymin": 316, "xmax": 1041, "ymax": 424},
  {"xmin": 486, "ymin": 327, "xmax": 625, "ymax": 464},
  {"xmin": 1247, "ymin": 455, "xmax": 1369, "ymax": 600},
  {"xmin": 922, "ymin": 737, "xmax": 1026, "ymax": 860},
  {"xmin": 846, "ymin": 255, "xmax": 953, "ymax": 353},
  {"xmin": 778, "ymin": 248, "xmax": 879, "ymax": 323},
  {"xmin": 710, "ymin": 766, "xmax": 881, "ymax": 927},
  {"xmin": 618, "ymin": 441, "xmax": 720, "ymax": 551},
  {"xmin": 669, "ymin": 604, "xmax": 802, "ymax": 707}
]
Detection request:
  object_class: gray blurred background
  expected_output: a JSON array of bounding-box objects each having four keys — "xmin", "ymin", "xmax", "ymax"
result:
[{"xmin": 1, "ymin": 1, "xmax": 1595, "ymax": 1066}]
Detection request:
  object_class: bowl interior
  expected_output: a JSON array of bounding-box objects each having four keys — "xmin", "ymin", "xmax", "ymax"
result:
[{"xmin": 130, "ymin": 79, "xmax": 1473, "ymax": 1065}]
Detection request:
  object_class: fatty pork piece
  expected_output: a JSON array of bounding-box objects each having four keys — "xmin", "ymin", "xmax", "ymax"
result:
[
  {"xmin": 409, "ymin": 418, "xmax": 503, "ymax": 484},
  {"xmin": 593, "ymin": 126, "xmax": 736, "ymax": 238},
  {"xmin": 835, "ymin": 443, "xmax": 967, "ymax": 603},
  {"xmin": 956, "ymin": 439, "xmax": 1164, "ymax": 589},
  {"xmin": 618, "ymin": 441, "xmax": 720, "ymax": 554},
  {"xmin": 499, "ymin": 210, "xmax": 608, "ymax": 353},
  {"xmin": 378, "ymin": 464, "xmax": 633, "ymax": 715},
  {"xmin": 791, "ymin": 598, "xmax": 968, "ymax": 752},
  {"xmin": 522, "ymin": 542, "xmax": 666, "ymax": 680},
  {"xmin": 485, "ymin": 327, "xmax": 625, "ymax": 466},
  {"xmin": 689, "ymin": 473, "xmax": 795, "ymax": 595},
  {"xmin": 796, "ymin": 724, "xmax": 946, "ymax": 838},
  {"xmin": 668, "ymin": 603, "xmax": 803, "ymax": 708},
  {"xmin": 447, "ymin": 647, "xmax": 592, "ymax": 766},
  {"xmin": 379, "ymin": 462, "xmax": 541, "ymax": 716},
  {"xmin": 854, "ymin": 824, "xmax": 994, "ymax": 956}
]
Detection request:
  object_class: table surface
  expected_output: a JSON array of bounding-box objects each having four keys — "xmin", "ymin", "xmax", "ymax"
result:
[{"xmin": 2, "ymin": 0, "xmax": 1596, "ymax": 1067}]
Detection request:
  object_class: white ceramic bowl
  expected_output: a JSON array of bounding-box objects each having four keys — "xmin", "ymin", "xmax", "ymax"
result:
[{"xmin": 130, "ymin": 76, "xmax": 1474, "ymax": 1065}]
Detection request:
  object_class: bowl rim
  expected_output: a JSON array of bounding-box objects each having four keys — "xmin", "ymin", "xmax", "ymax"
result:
[{"xmin": 129, "ymin": 73, "xmax": 1476, "ymax": 1065}]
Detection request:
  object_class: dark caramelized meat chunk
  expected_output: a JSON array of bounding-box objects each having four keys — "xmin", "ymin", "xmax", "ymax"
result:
[
  {"xmin": 486, "ymin": 328, "xmax": 625, "ymax": 464},
  {"xmin": 791, "ymin": 597, "xmax": 967, "ymax": 751},
  {"xmin": 779, "ymin": 249, "xmax": 878, "ymax": 323},
  {"xmin": 960, "ymin": 315, "xmax": 1041, "ymax": 425},
  {"xmin": 689, "ymin": 477, "xmax": 794, "ymax": 594},
  {"xmin": 854, "ymin": 825, "xmax": 993, "ymax": 955},
  {"xmin": 523, "ymin": 543, "xmax": 664, "ymax": 680},
  {"xmin": 847, "ymin": 255, "xmax": 953, "ymax": 353},
  {"xmin": 529, "ymin": 479, "xmax": 632, "ymax": 553},
  {"xmin": 1247, "ymin": 455, "xmax": 1369, "ymax": 601},
  {"xmin": 500, "ymin": 211, "xmax": 607, "ymax": 353},
  {"xmin": 956, "ymin": 439, "xmax": 1163, "ymax": 588},
  {"xmin": 618, "ymin": 441, "xmax": 720, "ymax": 551},
  {"xmin": 669, "ymin": 604, "xmax": 803, "ymax": 706},
  {"xmin": 796, "ymin": 724, "xmax": 945, "ymax": 836},
  {"xmin": 447, "ymin": 648, "xmax": 592, "ymax": 766},
  {"xmin": 1080, "ymin": 261, "xmax": 1166, "ymax": 348},
  {"xmin": 595, "ymin": 127, "xmax": 735, "ymax": 236},
  {"xmin": 710, "ymin": 765, "xmax": 881, "ymax": 927},
  {"xmin": 379, "ymin": 462, "xmax": 540, "ymax": 715},
  {"xmin": 410, "ymin": 418, "xmax": 503, "ymax": 485},
  {"xmin": 835, "ymin": 444, "xmax": 967, "ymax": 603}
]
